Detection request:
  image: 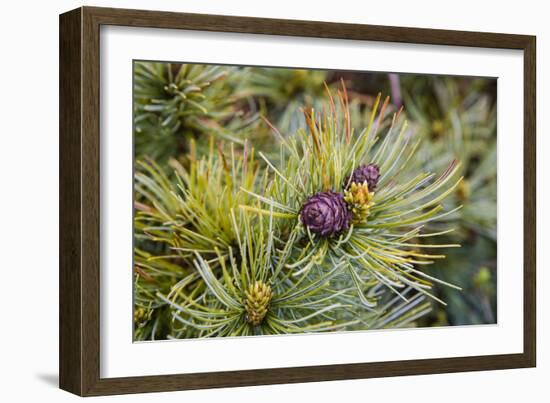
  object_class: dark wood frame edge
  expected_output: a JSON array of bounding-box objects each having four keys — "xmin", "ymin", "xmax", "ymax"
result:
[{"xmin": 59, "ymin": 6, "xmax": 536, "ymax": 396}]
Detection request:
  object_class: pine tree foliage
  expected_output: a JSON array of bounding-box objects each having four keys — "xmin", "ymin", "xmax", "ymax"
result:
[
  {"xmin": 397, "ymin": 76, "xmax": 497, "ymax": 325},
  {"xmin": 133, "ymin": 77, "xmax": 467, "ymax": 339},
  {"xmin": 133, "ymin": 62, "xmax": 261, "ymax": 162},
  {"xmin": 241, "ymin": 67, "xmax": 331, "ymax": 134},
  {"xmin": 242, "ymin": 84, "xmax": 463, "ymax": 307},
  {"xmin": 402, "ymin": 76, "xmax": 497, "ymax": 240}
]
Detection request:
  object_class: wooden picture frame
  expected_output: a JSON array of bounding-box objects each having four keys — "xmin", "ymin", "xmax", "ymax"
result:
[{"xmin": 59, "ymin": 6, "xmax": 536, "ymax": 396}]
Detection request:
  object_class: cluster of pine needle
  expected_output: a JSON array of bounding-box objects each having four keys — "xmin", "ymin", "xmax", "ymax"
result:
[{"xmin": 133, "ymin": 62, "xmax": 497, "ymax": 340}]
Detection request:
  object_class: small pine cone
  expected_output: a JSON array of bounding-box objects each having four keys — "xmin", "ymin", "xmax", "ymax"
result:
[
  {"xmin": 134, "ymin": 306, "xmax": 148, "ymax": 326},
  {"xmin": 300, "ymin": 191, "xmax": 351, "ymax": 237},
  {"xmin": 344, "ymin": 182, "xmax": 375, "ymax": 223},
  {"xmin": 244, "ymin": 281, "xmax": 273, "ymax": 326},
  {"xmin": 345, "ymin": 163, "xmax": 380, "ymax": 191}
]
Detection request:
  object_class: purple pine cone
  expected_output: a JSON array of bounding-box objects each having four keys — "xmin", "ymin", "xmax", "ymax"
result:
[
  {"xmin": 345, "ymin": 163, "xmax": 380, "ymax": 191},
  {"xmin": 300, "ymin": 191, "xmax": 351, "ymax": 237}
]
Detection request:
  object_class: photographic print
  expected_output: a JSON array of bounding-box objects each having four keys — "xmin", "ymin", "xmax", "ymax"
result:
[{"xmin": 132, "ymin": 62, "xmax": 497, "ymax": 341}]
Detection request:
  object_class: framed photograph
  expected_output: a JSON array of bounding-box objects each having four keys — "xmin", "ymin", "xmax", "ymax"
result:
[{"xmin": 59, "ymin": 6, "xmax": 536, "ymax": 396}]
